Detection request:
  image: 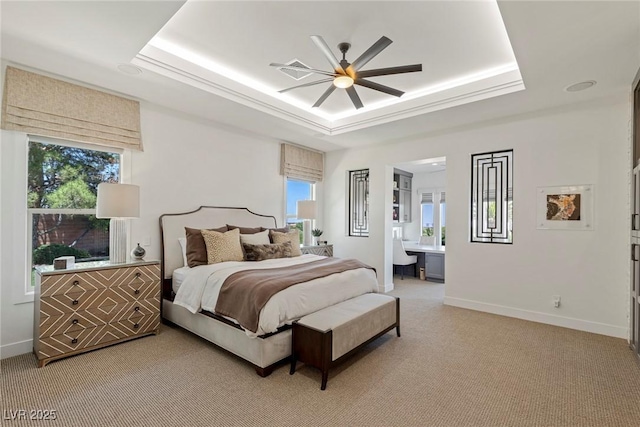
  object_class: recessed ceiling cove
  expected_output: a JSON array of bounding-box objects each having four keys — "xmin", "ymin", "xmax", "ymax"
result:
[{"xmin": 134, "ymin": 0, "xmax": 523, "ymax": 135}]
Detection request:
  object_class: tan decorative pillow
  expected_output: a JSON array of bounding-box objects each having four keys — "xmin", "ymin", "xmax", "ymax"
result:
[
  {"xmin": 269, "ymin": 230, "xmax": 302, "ymax": 257},
  {"xmin": 201, "ymin": 228, "xmax": 244, "ymax": 264},
  {"xmin": 185, "ymin": 226, "xmax": 228, "ymax": 267}
]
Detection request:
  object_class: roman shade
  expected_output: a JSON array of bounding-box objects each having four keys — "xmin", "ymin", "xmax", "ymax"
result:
[
  {"xmin": 280, "ymin": 143, "xmax": 323, "ymax": 182},
  {"xmin": 1, "ymin": 66, "xmax": 142, "ymax": 150},
  {"xmin": 421, "ymin": 191, "xmax": 447, "ymax": 204},
  {"xmin": 421, "ymin": 192, "xmax": 434, "ymax": 204}
]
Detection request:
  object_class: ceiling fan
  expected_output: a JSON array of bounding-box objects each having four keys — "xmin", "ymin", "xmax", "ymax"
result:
[{"xmin": 270, "ymin": 36, "xmax": 422, "ymax": 110}]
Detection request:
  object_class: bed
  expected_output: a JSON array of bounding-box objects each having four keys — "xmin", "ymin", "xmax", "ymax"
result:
[{"xmin": 159, "ymin": 206, "xmax": 378, "ymax": 376}]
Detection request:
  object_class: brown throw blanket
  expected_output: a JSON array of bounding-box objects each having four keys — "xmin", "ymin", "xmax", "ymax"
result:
[{"xmin": 214, "ymin": 258, "xmax": 375, "ymax": 333}]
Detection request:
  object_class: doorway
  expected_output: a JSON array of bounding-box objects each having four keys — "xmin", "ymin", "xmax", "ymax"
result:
[{"xmin": 390, "ymin": 157, "xmax": 446, "ymax": 284}]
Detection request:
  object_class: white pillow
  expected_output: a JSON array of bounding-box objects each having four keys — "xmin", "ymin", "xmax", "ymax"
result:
[
  {"xmin": 239, "ymin": 229, "xmax": 270, "ymax": 246},
  {"xmin": 178, "ymin": 237, "xmax": 188, "ymax": 267}
]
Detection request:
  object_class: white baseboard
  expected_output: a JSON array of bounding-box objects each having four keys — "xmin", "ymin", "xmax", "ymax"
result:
[
  {"xmin": 1, "ymin": 339, "xmax": 33, "ymax": 359},
  {"xmin": 382, "ymin": 282, "xmax": 394, "ymax": 293},
  {"xmin": 444, "ymin": 296, "xmax": 629, "ymax": 339}
]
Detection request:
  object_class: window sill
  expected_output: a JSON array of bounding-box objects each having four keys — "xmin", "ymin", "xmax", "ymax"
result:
[{"xmin": 14, "ymin": 292, "xmax": 35, "ymax": 305}]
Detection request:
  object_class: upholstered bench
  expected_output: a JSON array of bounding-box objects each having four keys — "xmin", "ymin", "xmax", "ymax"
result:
[{"xmin": 289, "ymin": 293, "xmax": 400, "ymax": 390}]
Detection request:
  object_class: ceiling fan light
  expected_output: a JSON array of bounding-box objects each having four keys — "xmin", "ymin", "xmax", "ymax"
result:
[{"xmin": 333, "ymin": 75, "xmax": 354, "ymax": 89}]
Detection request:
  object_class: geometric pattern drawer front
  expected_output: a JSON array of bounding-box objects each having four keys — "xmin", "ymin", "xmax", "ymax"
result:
[
  {"xmin": 108, "ymin": 298, "xmax": 160, "ymax": 324},
  {"xmin": 37, "ymin": 318, "xmax": 160, "ymax": 360},
  {"xmin": 109, "ymin": 315, "xmax": 159, "ymax": 339},
  {"xmin": 110, "ymin": 279, "xmax": 159, "ymax": 302},
  {"xmin": 111, "ymin": 264, "xmax": 160, "ymax": 289},
  {"xmin": 40, "ymin": 288, "xmax": 126, "ymax": 316},
  {"xmin": 37, "ymin": 324, "xmax": 116, "ymax": 359},
  {"xmin": 40, "ymin": 263, "xmax": 159, "ymax": 296},
  {"xmin": 38, "ymin": 298, "xmax": 159, "ymax": 339},
  {"xmin": 41, "ymin": 272, "xmax": 107, "ymax": 298},
  {"xmin": 39, "ymin": 310, "xmax": 108, "ymax": 339},
  {"xmin": 39, "ymin": 280, "xmax": 159, "ymax": 317}
]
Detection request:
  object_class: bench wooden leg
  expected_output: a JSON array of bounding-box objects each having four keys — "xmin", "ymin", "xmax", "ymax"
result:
[
  {"xmin": 396, "ymin": 325, "xmax": 401, "ymax": 337},
  {"xmin": 321, "ymin": 370, "xmax": 329, "ymax": 390}
]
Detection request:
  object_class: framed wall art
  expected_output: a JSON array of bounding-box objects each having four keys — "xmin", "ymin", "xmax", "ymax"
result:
[{"xmin": 536, "ymin": 184, "xmax": 593, "ymax": 230}]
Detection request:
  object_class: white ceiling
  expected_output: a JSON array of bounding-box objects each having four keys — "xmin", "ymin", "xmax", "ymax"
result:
[{"xmin": 0, "ymin": 1, "xmax": 638, "ymax": 153}]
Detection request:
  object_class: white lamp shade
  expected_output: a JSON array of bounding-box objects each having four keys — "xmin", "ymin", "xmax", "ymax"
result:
[
  {"xmin": 96, "ymin": 183, "xmax": 140, "ymax": 218},
  {"xmin": 297, "ymin": 200, "xmax": 317, "ymax": 220}
]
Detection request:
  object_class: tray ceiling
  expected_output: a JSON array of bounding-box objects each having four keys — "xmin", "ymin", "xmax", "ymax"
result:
[{"xmin": 134, "ymin": 0, "xmax": 523, "ymax": 135}]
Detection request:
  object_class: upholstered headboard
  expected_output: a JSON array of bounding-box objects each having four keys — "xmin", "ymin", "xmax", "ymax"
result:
[{"xmin": 159, "ymin": 206, "xmax": 278, "ymax": 291}]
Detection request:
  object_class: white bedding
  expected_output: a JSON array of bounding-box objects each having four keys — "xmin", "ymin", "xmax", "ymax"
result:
[
  {"xmin": 173, "ymin": 254, "xmax": 378, "ymax": 337},
  {"xmin": 172, "ymin": 266, "xmax": 191, "ymax": 293}
]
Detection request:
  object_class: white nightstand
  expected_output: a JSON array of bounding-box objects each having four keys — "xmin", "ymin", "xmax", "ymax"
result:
[{"xmin": 300, "ymin": 244, "xmax": 333, "ymax": 257}]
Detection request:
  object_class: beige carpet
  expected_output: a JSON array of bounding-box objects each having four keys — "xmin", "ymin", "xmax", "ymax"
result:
[{"xmin": 2, "ymin": 278, "xmax": 640, "ymax": 427}]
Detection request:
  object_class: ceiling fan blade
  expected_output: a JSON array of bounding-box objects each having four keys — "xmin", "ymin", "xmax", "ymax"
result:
[
  {"xmin": 279, "ymin": 78, "xmax": 334, "ymax": 93},
  {"xmin": 345, "ymin": 86, "xmax": 364, "ymax": 109},
  {"xmin": 346, "ymin": 36, "xmax": 393, "ymax": 74},
  {"xmin": 312, "ymin": 85, "xmax": 337, "ymax": 108},
  {"xmin": 356, "ymin": 79, "xmax": 404, "ymax": 97},
  {"xmin": 270, "ymin": 63, "xmax": 335, "ymax": 77},
  {"xmin": 310, "ymin": 35, "xmax": 346, "ymax": 75},
  {"xmin": 357, "ymin": 64, "xmax": 422, "ymax": 78}
]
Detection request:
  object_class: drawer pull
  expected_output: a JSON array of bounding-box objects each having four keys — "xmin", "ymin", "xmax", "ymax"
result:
[
  {"xmin": 72, "ymin": 299, "xmax": 79, "ymax": 305},
  {"xmin": 73, "ymin": 280, "xmax": 80, "ymax": 286},
  {"xmin": 135, "ymin": 272, "xmax": 141, "ymax": 278},
  {"xmin": 134, "ymin": 306, "xmax": 140, "ymax": 312},
  {"xmin": 72, "ymin": 319, "xmax": 78, "ymax": 324},
  {"xmin": 134, "ymin": 323, "xmax": 139, "ymax": 329},
  {"xmin": 71, "ymin": 338, "xmax": 78, "ymax": 344},
  {"xmin": 134, "ymin": 289, "xmax": 140, "ymax": 295}
]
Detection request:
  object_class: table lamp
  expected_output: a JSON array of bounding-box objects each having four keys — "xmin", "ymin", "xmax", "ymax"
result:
[
  {"xmin": 297, "ymin": 200, "xmax": 317, "ymax": 247},
  {"xmin": 96, "ymin": 183, "xmax": 140, "ymax": 264}
]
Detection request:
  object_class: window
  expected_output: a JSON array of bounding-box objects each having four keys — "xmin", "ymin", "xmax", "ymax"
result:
[
  {"xmin": 27, "ymin": 140, "xmax": 121, "ymax": 288},
  {"xmin": 440, "ymin": 193, "xmax": 446, "ymax": 246},
  {"xmin": 285, "ymin": 178, "xmax": 315, "ymax": 240},
  {"xmin": 421, "ymin": 199, "xmax": 434, "ymax": 236},
  {"xmin": 470, "ymin": 149, "xmax": 513, "ymax": 244},
  {"xmin": 348, "ymin": 169, "xmax": 369, "ymax": 237},
  {"xmin": 421, "ymin": 190, "xmax": 445, "ymax": 246}
]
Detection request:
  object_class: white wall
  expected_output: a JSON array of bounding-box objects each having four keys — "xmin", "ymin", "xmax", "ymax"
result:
[
  {"xmin": 128, "ymin": 104, "xmax": 287, "ymax": 261},
  {"xmin": 0, "ymin": 131, "xmax": 33, "ymax": 358},
  {"xmin": 325, "ymin": 95, "xmax": 630, "ymax": 338},
  {"xmin": 0, "ymin": 104, "xmax": 287, "ymax": 357}
]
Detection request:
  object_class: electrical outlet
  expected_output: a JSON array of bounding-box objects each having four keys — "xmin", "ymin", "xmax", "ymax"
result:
[
  {"xmin": 553, "ymin": 295, "xmax": 561, "ymax": 308},
  {"xmin": 142, "ymin": 236, "xmax": 151, "ymax": 247}
]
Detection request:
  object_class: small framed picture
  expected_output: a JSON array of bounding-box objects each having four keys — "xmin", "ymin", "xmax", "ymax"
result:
[{"xmin": 537, "ymin": 185, "xmax": 593, "ymax": 230}]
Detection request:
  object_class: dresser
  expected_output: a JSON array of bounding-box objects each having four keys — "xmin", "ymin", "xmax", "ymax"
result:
[
  {"xmin": 300, "ymin": 244, "xmax": 333, "ymax": 257},
  {"xmin": 34, "ymin": 260, "xmax": 160, "ymax": 367}
]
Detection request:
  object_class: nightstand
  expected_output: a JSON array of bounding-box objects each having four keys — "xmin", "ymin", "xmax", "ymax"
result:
[
  {"xmin": 300, "ymin": 244, "xmax": 333, "ymax": 257},
  {"xmin": 33, "ymin": 260, "xmax": 160, "ymax": 367}
]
